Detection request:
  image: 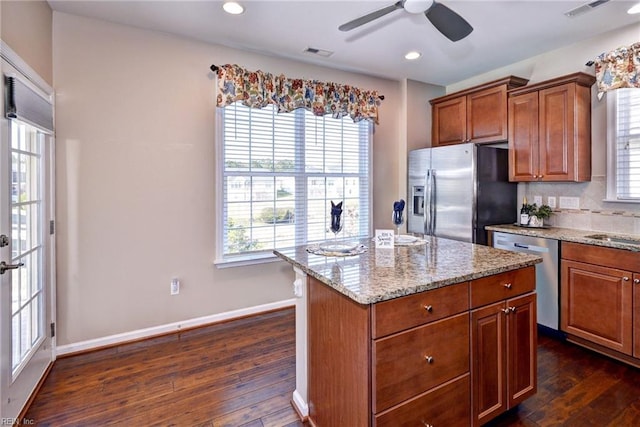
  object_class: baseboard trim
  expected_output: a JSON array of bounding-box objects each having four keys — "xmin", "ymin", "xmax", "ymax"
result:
[
  {"xmin": 292, "ymin": 390, "xmax": 309, "ymax": 419},
  {"xmin": 56, "ymin": 299, "xmax": 296, "ymax": 356}
]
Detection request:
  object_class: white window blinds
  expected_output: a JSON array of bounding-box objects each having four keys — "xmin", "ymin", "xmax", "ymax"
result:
[
  {"xmin": 221, "ymin": 102, "xmax": 371, "ymax": 261},
  {"xmin": 607, "ymin": 88, "xmax": 640, "ymax": 202}
]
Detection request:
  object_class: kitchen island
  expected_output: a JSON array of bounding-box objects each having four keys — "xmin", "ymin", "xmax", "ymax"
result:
[{"xmin": 274, "ymin": 237, "xmax": 542, "ymax": 426}]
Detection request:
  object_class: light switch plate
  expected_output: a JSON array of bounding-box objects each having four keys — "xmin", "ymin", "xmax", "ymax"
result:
[
  {"xmin": 559, "ymin": 196, "xmax": 580, "ymax": 209},
  {"xmin": 547, "ymin": 196, "xmax": 556, "ymax": 209}
]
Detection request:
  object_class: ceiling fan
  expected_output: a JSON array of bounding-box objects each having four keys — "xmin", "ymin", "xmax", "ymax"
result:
[{"xmin": 338, "ymin": 0, "xmax": 473, "ymax": 42}]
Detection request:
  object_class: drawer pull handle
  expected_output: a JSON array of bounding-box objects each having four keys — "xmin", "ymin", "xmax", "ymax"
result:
[
  {"xmin": 424, "ymin": 305, "xmax": 433, "ymax": 312},
  {"xmin": 623, "ymin": 276, "xmax": 630, "ymax": 281},
  {"xmin": 504, "ymin": 283, "xmax": 512, "ymax": 289},
  {"xmin": 424, "ymin": 355, "xmax": 434, "ymax": 364}
]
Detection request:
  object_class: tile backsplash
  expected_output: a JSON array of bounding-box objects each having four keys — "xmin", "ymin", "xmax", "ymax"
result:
[{"xmin": 520, "ymin": 176, "xmax": 640, "ymax": 235}]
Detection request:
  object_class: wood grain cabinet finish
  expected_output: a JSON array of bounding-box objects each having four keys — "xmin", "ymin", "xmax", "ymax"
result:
[
  {"xmin": 307, "ymin": 267, "xmax": 536, "ymax": 426},
  {"xmin": 471, "ymin": 289, "xmax": 537, "ymax": 426},
  {"xmin": 561, "ymin": 242, "xmax": 639, "ymax": 361},
  {"xmin": 431, "ymin": 76, "xmax": 528, "ymax": 147},
  {"xmin": 635, "ymin": 274, "xmax": 640, "ymax": 359},
  {"xmin": 508, "ymin": 72, "xmax": 595, "ymax": 182}
]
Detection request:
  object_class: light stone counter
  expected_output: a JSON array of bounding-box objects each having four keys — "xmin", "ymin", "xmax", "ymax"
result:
[
  {"xmin": 486, "ymin": 224, "xmax": 640, "ymax": 252},
  {"xmin": 274, "ymin": 236, "xmax": 541, "ymax": 305}
]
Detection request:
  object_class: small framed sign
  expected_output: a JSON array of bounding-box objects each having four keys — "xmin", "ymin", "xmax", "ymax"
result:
[{"xmin": 375, "ymin": 229, "xmax": 394, "ymax": 248}]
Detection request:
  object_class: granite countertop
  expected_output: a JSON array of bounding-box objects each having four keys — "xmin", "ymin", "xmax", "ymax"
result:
[
  {"xmin": 486, "ymin": 224, "xmax": 640, "ymax": 252},
  {"xmin": 273, "ymin": 237, "xmax": 541, "ymax": 305}
]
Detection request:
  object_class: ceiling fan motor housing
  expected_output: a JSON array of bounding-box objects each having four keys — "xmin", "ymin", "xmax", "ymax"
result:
[{"xmin": 403, "ymin": 0, "xmax": 435, "ymax": 14}]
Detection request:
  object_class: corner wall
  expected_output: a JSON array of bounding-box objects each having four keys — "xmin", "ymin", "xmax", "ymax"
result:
[{"xmin": 52, "ymin": 12, "xmax": 402, "ymax": 345}]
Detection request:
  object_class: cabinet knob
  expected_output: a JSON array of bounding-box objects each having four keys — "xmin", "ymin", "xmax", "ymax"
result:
[
  {"xmin": 510, "ymin": 306, "xmax": 516, "ymax": 313},
  {"xmin": 501, "ymin": 308, "xmax": 510, "ymax": 314},
  {"xmin": 424, "ymin": 305, "xmax": 433, "ymax": 312},
  {"xmin": 424, "ymin": 355, "xmax": 434, "ymax": 364},
  {"xmin": 623, "ymin": 276, "xmax": 630, "ymax": 281},
  {"xmin": 634, "ymin": 278, "xmax": 640, "ymax": 284},
  {"xmin": 503, "ymin": 283, "xmax": 512, "ymax": 289},
  {"xmin": 532, "ymin": 174, "xmax": 538, "ymax": 179},
  {"xmin": 421, "ymin": 422, "xmax": 434, "ymax": 427},
  {"xmin": 538, "ymin": 175, "xmax": 543, "ymax": 179}
]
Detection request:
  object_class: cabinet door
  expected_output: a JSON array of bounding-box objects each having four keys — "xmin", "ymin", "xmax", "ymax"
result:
[
  {"xmin": 507, "ymin": 293, "xmax": 537, "ymax": 408},
  {"xmin": 538, "ymin": 83, "xmax": 575, "ymax": 181},
  {"xmin": 508, "ymin": 92, "xmax": 538, "ymax": 181},
  {"xmin": 432, "ymin": 96, "xmax": 466, "ymax": 146},
  {"xmin": 471, "ymin": 301, "xmax": 507, "ymax": 426},
  {"xmin": 467, "ymin": 85, "xmax": 508, "ymax": 143},
  {"xmin": 634, "ymin": 273, "xmax": 640, "ymax": 359},
  {"xmin": 561, "ymin": 260, "xmax": 633, "ymax": 355}
]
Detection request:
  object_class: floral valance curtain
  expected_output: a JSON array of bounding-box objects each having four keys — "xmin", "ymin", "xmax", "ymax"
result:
[
  {"xmin": 215, "ymin": 64, "xmax": 384, "ymax": 124},
  {"xmin": 594, "ymin": 42, "xmax": 640, "ymax": 100}
]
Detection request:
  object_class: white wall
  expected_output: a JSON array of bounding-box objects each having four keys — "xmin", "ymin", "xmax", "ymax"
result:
[
  {"xmin": 52, "ymin": 12, "xmax": 402, "ymax": 345},
  {"xmin": 449, "ymin": 22, "xmax": 640, "ymax": 234}
]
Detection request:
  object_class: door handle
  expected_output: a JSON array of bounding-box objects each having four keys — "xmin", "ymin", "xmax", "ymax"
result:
[{"xmin": 0, "ymin": 261, "xmax": 24, "ymax": 274}]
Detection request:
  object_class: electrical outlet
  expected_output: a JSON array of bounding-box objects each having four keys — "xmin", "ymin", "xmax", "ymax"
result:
[
  {"xmin": 533, "ymin": 196, "xmax": 543, "ymax": 206},
  {"xmin": 559, "ymin": 196, "xmax": 580, "ymax": 210},
  {"xmin": 547, "ymin": 196, "xmax": 556, "ymax": 209},
  {"xmin": 171, "ymin": 278, "xmax": 180, "ymax": 295}
]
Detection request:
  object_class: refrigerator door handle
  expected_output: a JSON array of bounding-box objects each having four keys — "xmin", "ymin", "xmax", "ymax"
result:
[
  {"xmin": 424, "ymin": 170, "xmax": 431, "ymax": 235},
  {"xmin": 430, "ymin": 170, "xmax": 436, "ymax": 235}
]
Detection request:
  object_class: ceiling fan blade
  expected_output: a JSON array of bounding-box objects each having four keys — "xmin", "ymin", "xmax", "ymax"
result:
[
  {"xmin": 339, "ymin": 1, "xmax": 404, "ymax": 32},
  {"xmin": 425, "ymin": 1, "xmax": 473, "ymax": 42}
]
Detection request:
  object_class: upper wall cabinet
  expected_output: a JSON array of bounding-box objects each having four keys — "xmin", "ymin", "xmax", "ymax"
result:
[
  {"xmin": 508, "ymin": 72, "xmax": 596, "ymax": 182},
  {"xmin": 430, "ymin": 76, "xmax": 529, "ymax": 147}
]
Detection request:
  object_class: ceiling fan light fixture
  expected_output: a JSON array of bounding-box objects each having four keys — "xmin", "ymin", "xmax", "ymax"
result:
[
  {"xmin": 403, "ymin": 0, "xmax": 434, "ymax": 14},
  {"xmin": 404, "ymin": 51, "xmax": 422, "ymax": 60},
  {"xmin": 628, "ymin": 2, "xmax": 640, "ymax": 14},
  {"xmin": 223, "ymin": 1, "xmax": 244, "ymax": 15}
]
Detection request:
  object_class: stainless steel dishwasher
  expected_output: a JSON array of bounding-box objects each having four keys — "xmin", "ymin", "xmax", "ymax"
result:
[{"xmin": 492, "ymin": 231, "xmax": 559, "ymax": 331}]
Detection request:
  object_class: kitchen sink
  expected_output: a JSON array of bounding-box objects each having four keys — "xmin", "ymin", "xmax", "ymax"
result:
[{"xmin": 584, "ymin": 234, "xmax": 640, "ymax": 246}]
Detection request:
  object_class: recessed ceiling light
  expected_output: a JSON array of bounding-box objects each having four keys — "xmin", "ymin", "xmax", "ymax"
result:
[
  {"xmin": 628, "ymin": 2, "xmax": 640, "ymax": 14},
  {"xmin": 223, "ymin": 1, "xmax": 244, "ymax": 15},
  {"xmin": 405, "ymin": 51, "xmax": 421, "ymax": 60}
]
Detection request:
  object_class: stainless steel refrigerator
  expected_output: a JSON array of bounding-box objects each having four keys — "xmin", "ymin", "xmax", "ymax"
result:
[{"xmin": 408, "ymin": 142, "xmax": 517, "ymax": 245}]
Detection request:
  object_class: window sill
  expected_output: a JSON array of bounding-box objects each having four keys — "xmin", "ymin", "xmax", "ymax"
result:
[
  {"xmin": 214, "ymin": 252, "xmax": 283, "ymax": 269},
  {"xmin": 602, "ymin": 198, "xmax": 640, "ymax": 204}
]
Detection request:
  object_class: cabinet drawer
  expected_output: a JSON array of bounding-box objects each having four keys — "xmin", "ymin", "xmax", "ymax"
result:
[
  {"xmin": 562, "ymin": 241, "xmax": 639, "ymax": 272},
  {"xmin": 373, "ymin": 312, "xmax": 470, "ymax": 413},
  {"xmin": 374, "ymin": 374, "xmax": 470, "ymax": 427},
  {"xmin": 471, "ymin": 267, "xmax": 535, "ymax": 308},
  {"xmin": 372, "ymin": 282, "xmax": 469, "ymax": 338}
]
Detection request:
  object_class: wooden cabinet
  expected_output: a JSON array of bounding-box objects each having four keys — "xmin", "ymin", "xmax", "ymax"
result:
[
  {"xmin": 561, "ymin": 242, "xmax": 640, "ymax": 366},
  {"xmin": 431, "ymin": 76, "xmax": 528, "ymax": 146},
  {"xmin": 635, "ymin": 274, "xmax": 640, "ymax": 359},
  {"xmin": 471, "ymin": 271, "xmax": 537, "ymax": 426},
  {"xmin": 508, "ymin": 72, "xmax": 595, "ymax": 182},
  {"xmin": 307, "ymin": 267, "xmax": 536, "ymax": 426}
]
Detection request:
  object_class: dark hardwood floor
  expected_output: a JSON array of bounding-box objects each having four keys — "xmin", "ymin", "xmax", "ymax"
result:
[{"xmin": 25, "ymin": 307, "xmax": 640, "ymax": 426}]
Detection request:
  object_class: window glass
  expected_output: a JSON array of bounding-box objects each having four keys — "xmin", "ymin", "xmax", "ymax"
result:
[
  {"xmin": 607, "ymin": 88, "xmax": 640, "ymax": 202},
  {"xmin": 220, "ymin": 102, "xmax": 371, "ymax": 261}
]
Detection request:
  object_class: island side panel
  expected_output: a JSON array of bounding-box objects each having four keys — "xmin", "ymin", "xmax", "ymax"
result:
[{"xmin": 308, "ymin": 277, "xmax": 371, "ymax": 426}]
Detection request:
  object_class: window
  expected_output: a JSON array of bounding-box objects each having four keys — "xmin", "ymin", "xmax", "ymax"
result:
[
  {"xmin": 217, "ymin": 102, "xmax": 372, "ymax": 264},
  {"xmin": 606, "ymin": 88, "xmax": 640, "ymax": 202}
]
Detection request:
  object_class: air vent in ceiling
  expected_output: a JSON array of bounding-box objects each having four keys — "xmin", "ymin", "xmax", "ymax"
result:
[
  {"xmin": 564, "ymin": 0, "xmax": 610, "ymax": 17},
  {"xmin": 303, "ymin": 47, "xmax": 334, "ymax": 57}
]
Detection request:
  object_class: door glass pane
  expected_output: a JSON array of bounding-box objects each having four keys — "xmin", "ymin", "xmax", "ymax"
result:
[{"xmin": 9, "ymin": 121, "xmax": 44, "ymax": 376}]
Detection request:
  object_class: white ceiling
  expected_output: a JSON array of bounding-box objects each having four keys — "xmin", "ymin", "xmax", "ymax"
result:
[{"xmin": 47, "ymin": 0, "xmax": 640, "ymax": 86}]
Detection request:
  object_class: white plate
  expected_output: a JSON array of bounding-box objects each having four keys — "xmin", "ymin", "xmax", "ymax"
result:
[
  {"xmin": 395, "ymin": 235, "xmax": 418, "ymax": 244},
  {"xmin": 319, "ymin": 241, "xmax": 359, "ymax": 253}
]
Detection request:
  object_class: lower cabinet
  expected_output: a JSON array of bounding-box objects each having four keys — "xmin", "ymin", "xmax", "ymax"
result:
[
  {"xmin": 307, "ymin": 267, "xmax": 537, "ymax": 426},
  {"xmin": 471, "ymin": 293, "xmax": 537, "ymax": 426},
  {"xmin": 561, "ymin": 242, "xmax": 639, "ymax": 365}
]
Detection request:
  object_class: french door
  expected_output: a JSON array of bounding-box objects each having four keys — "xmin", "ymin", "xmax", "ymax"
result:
[{"xmin": 0, "ymin": 55, "xmax": 55, "ymax": 421}]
